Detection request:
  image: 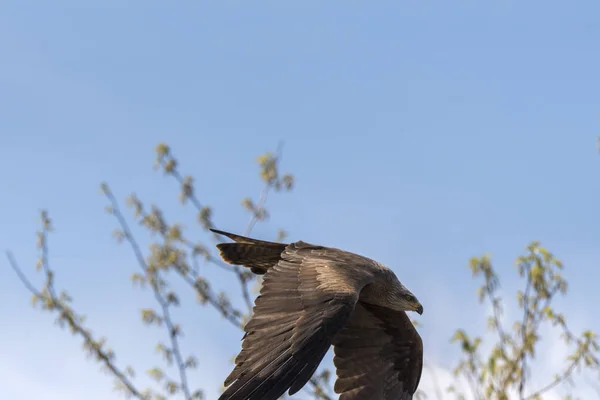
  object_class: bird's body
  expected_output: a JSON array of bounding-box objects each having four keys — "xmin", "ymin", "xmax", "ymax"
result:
[{"xmin": 211, "ymin": 228, "xmax": 424, "ymax": 400}]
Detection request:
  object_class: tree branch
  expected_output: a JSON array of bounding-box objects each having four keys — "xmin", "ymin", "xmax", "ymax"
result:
[
  {"xmin": 103, "ymin": 186, "xmax": 193, "ymax": 400},
  {"xmin": 7, "ymin": 221, "xmax": 145, "ymax": 400}
]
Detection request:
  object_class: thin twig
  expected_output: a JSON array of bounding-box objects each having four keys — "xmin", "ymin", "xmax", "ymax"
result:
[
  {"xmin": 6, "ymin": 251, "xmax": 145, "ymax": 399},
  {"xmin": 308, "ymin": 377, "xmax": 333, "ymax": 400},
  {"xmin": 243, "ymin": 141, "xmax": 284, "ymax": 237},
  {"xmin": 518, "ymin": 267, "xmax": 533, "ymax": 398},
  {"xmin": 105, "ymin": 188, "xmax": 193, "ymax": 400},
  {"xmin": 524, "ymin": 358, "xmax": 579, "ymax": 399},
  {"xmin": 179, "ymin": 268, "xmax": 244, "ymax": 329},
  {"xmin": 235, "ymin": 141, "xmax": 285, "ymax": 313},
  {"xmin": 6, "ymin": 251, "xmax": 41, "ymax": 295},
  {"xmin": 525, "ymin": 321, "xmax": 600, "ymax": 399},
  {"xmin": 131, "ymin": 205, "xmax": 245, "ymax": 329},
  {"xmin": 158, "ymin": 156, "xmax": 256, "ymax": 314},
  {"xmin": 235, "ymin": 271, "xmax": 253, "ymax": 314}
]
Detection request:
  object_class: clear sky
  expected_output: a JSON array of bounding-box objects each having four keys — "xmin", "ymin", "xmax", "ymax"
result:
[{"xmin": 1, "ymin": 1, "xmax": 599, "ymax": 399}]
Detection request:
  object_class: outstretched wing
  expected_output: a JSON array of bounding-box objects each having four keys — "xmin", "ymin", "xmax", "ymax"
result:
[
  {"xmin": 332, "ymin": 302, "xmax": 423, "ymax": 400},
  {"xmin": 219, "ymin": 242, "xmax": 374, "ymax": 400}
]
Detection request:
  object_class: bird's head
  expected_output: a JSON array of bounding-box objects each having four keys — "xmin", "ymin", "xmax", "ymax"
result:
[
  {"xmin": 362, "ymin": 268, "xmax": 424, "ymax": 315},
  {"xmin": 387, "ymin": 277, "xmax": 423, "ymax": 315},
  {"xmin": 395, "ymin": 289, "xmax": 424, "ymax": 315}
]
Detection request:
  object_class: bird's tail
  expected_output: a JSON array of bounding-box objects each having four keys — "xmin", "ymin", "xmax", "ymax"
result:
[{"xmin": 210, "ymin": 228, "xmax": 287, "ymax": 275}]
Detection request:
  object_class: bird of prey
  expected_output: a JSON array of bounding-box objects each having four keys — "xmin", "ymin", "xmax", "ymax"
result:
[{"xmin": 211, "ymin": 228, "xmax": 424, "ymax": 400}]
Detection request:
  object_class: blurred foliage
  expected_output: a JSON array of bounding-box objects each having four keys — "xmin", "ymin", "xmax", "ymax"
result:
[
  {"xmin": 447, "ymin": 247, "xmax": 600, "ymax": 400},
  {"xmin": 7, "ymin": 143, "xmax": 600, "ymax": 400}
]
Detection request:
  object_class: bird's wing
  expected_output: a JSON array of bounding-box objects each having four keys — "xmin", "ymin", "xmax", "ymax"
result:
[
  {"xmin": 332, "ymin": 301, "xmax": 423, "ymax": 400},
  {"xmin": 219, "ymin": 242, "xmax": 373, "ymax": 400},
  {"xmin": 210, "ymin": 228, "xmax": 285, "ymax": 246},
  {"xmin": 210, "ymin": 228, "xmax": 287, "ymax": 274}
]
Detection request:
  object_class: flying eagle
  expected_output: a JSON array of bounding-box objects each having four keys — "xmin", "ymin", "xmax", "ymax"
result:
[{"xmin": 211, "ymin": 228, "xmax": 424, "ymax": 400}]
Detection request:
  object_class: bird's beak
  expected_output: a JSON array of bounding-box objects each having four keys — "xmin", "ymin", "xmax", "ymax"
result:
[{"xmin": 415, "ymin": 303, "xmax": 424, "ymax": 315}]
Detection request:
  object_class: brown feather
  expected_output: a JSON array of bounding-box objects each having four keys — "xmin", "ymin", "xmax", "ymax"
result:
[
  {"xmin": 332, "ymin": 301, "xmax": 423, "ymax": 400},
  {"xmin": 211, "ymin": 229, "xmax": 287, "ymax": 274}
]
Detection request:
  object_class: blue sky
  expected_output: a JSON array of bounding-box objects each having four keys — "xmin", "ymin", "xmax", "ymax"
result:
[{"xmin": 1, "ymin": 1, "xmax": 599, "ymax": 399}]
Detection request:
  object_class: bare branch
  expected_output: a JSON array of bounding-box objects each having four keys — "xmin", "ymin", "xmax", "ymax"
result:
[
  {"xmin": 103, "ymin": 186, "xmax": 193, "ymax": 400},
  {"xmin": 243, "ymin": 141, "xmax": 284, "ymax": 237},
  {"xmin": 6, "ymin": 251, "xmax": 41, "ymax": 296},
  {"xmin": 123, "ymin": 196, "xmax": 245, "ymax": 330},
  {"xmin": 7, "ymin": 219, "xmax": 146, "ymax": 400}
]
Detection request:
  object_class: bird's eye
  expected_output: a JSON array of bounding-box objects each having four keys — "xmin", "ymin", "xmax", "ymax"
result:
[{"xmin": 405, "ymin": 294, "xmax": 416, "ymax": 302}]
